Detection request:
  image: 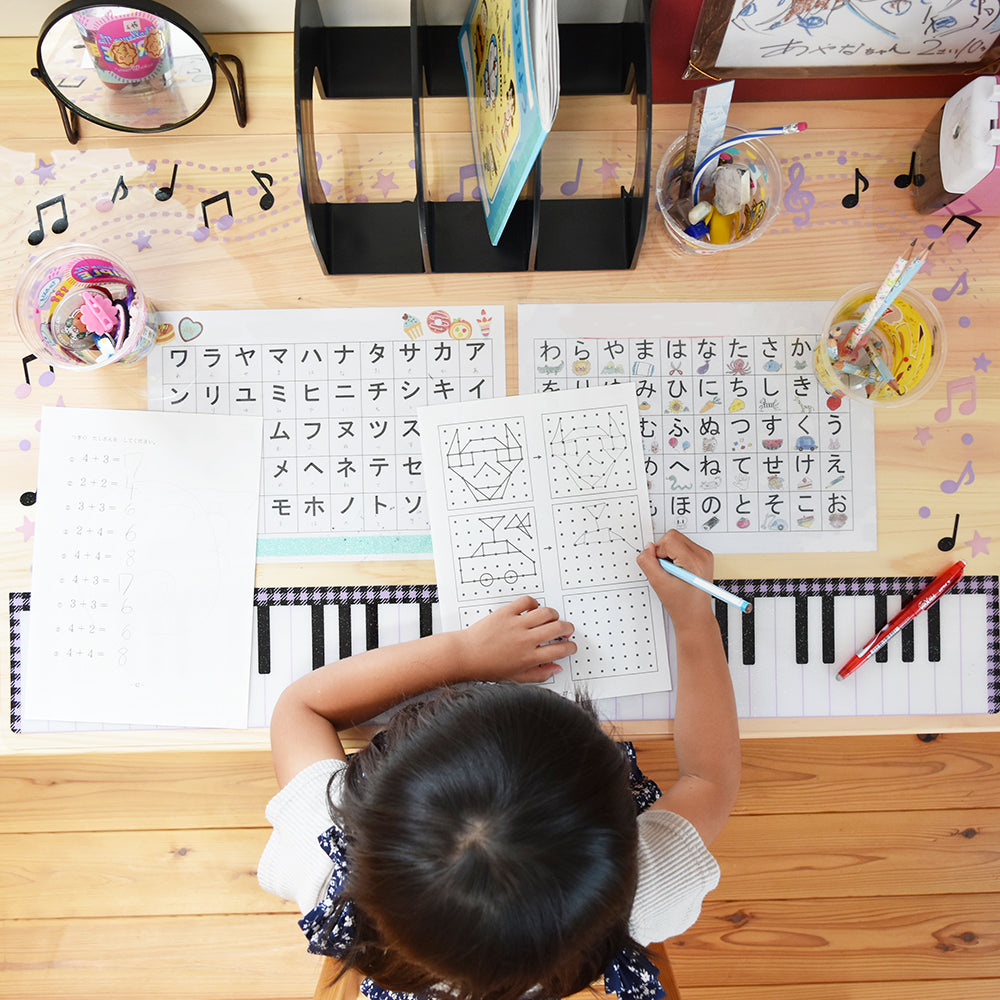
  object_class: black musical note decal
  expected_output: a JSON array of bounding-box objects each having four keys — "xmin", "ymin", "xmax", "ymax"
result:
[
  {"xmin": 841, "ymin": 167, "xmax": 869, "ymax": 209},
  {"xmin": 201, "ymin": 191, "xmax": 234, "ymax": 228},
  {"xmin": 251, "ymin": 169, "xmax": 274, "ymax": 210},
  {"xmin": 155, "ymin": 162, "xmax": 178, "ymax": 202},
  {"xmin": 21, "ymin": 353, "xmax": 55, "ymax": 387},
  {"xmin": 894, "ymin": 152, "xmax": 925, "ymax": 189},
  {"xmin": 112, "ymin": 175, "xmax": 129, "ymax": 203},
  {"xmin": 941, "ymin": 214, "xmax": 981, "ymax": 243},
  {"xmin": 938, "ymin": 513, "xmax": 960, "ymax": 552},
  {"xmin": 27, "ymin": 195, "xmax": 69, "ymax": 246}
]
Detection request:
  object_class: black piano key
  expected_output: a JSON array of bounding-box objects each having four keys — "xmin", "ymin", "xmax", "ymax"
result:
[
  {"xmin": 338, "ymin": 604, "xmax": 352, "ymax": 660},
  {"xmin": 901, "ymin": 619, "xmax": 915, "ymax": 662},
  {"xmin": 256, "ymin": 605, "xmax": 271, "ymax": 675},
  {"xmin": 821, "ymin": 595, "xmax": 835, "ymax": 663},
  {"xmin": 927, "ymin": 600, "xmax": 941, "ymax": 662},
  {"xmin": 365, "ymin": 604, "xmax": 379, "ymax": 650},
  {"xmin": 310, "ymin": 604, "xmax": 325, "ymax": 671},
  {"xmin": 875, "ymin": 593, "xmax": 889, "ymax": 663},
  {"xmin": 794, "ymin": 595, "xmax": 809, "ymax": 664},
  {"xmin": 714, "ymin": 597, "xmax": 729, "ymax": 661},
  {"xmin": 741, "ymin": 602, "xmax": 755, "ymax": 666},
  {"xmin": 419, "ymin": 601, "xmax": 434, "ymax": 638}
]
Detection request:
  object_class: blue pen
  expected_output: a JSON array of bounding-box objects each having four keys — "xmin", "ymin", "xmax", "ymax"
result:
[{"xmin": 657, "ymin": 557, "xmax": 752, "ymax": 614}]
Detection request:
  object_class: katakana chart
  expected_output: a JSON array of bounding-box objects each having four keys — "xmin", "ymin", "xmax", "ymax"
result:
[{"xmin": 147, "ymin": 306, "xmax": 503, "ymax": 560}]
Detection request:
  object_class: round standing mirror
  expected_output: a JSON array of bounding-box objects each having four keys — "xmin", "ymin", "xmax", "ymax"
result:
[{"xmin": 32, "ymin": 1, "xmax": 246, "ymax": 143}]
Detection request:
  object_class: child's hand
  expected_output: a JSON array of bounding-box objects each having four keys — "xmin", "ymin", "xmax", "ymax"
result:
[
  {"xmin": 460, "ymin": 596, "xmax": 576, "ymax": 683},
  {"xmin": 637, "ymin": 529, "xmax": 717, "ymax": 623}
]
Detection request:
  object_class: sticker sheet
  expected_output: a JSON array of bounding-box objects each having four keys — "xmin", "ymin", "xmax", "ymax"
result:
[
  {"xmin": 419, "ymin": 383, "xmax": 672, "ymax": 700},
  {"xmin": 147, "ymin": 306, "xmax": 504, "ymax": 561},
  {"xmin": 518, "ymin": 302, "xmax": 878, "ymax": 553}
]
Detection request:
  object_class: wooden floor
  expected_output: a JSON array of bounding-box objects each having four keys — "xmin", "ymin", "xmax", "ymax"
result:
[{"xmin": 2, "ymin": 731, "xmax": 998, "ymax": 999}]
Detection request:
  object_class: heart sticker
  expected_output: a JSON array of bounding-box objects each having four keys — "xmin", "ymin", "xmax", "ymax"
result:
[{"xmin": 178, "ymin": 317, "xmax": 203, "ymax": 342}]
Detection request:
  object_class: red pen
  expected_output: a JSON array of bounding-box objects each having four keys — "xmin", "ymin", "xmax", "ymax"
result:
[{"xmin": 836, "ymin": 560, "xmax": 966, "ymax": 681}]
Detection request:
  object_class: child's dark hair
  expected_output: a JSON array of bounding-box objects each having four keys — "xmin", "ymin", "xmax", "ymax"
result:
[{"xmin": 327, "ymin": 682, "xmax": 640, "ymax": 1000}]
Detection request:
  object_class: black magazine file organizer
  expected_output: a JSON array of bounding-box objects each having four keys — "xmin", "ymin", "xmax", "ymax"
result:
[{"xmin": 294, "ymin": 0, "xmax": 653, "ymax": 274}]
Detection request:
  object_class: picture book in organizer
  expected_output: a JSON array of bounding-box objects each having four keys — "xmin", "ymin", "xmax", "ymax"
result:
[{"xmin": 458, "ymin": 0, "xmax": 559, "ymax": 245}]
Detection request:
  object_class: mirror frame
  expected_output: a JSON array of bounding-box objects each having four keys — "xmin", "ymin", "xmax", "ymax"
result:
[{"xmin": 31, "ymin": 0, "xmax": 247, "ymax": 143}]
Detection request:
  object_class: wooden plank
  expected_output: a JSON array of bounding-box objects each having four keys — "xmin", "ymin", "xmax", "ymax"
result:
[
  {"xmin": 714, "ymin": 809, "xmax": 1000, "ymax": 898},
  {"xmin": 683, "ymin": 981, "xmax": 1000, "ymax": 1000},
  {"xmin": 670, "ymin": 894, "xmax": 1000, "ymax": 986},
  {"xmin": 634, "ymin": 732, "xmax": 1000, "ymax": 815},
  {"xmin": 5, "ymin": 732, "xmax": 1000, "ymax": 832},
  {"xmin": 0, "ymin": 750, "xmax": 277, "ymax": 833},
  {"xmin": 0, "ymin": 914, "xmax": 323, "ymax": 1000},
  {"xmin": 0, "ymin": 828, "xmax": 301, "ymax": 919}
]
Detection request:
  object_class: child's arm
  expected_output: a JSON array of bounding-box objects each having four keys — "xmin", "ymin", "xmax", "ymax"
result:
[
  {"xmin": 269, "ymin": 596, "xmax": 576, "ymax": 788},
  {"xmin": 637, "ymin": 530, "xmax": 741, "ymax": 846}
]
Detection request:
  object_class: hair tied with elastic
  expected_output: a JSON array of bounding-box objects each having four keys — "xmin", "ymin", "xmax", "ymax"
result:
[{"xmin": 603, "ymin": 948, "xmax": 667, "ymax": 1000}]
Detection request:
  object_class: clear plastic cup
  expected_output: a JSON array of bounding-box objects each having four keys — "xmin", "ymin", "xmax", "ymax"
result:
[
  {"xmin": 14, "ymin": 244, "xmax": 157, "ymax": 370},
  {"xmin": 813, "ymin": 283, "xmax": 946, "ymax": 407},
  {"xmin": 655, "ymin": 125, "xmax": 783, "ymax": 255}
]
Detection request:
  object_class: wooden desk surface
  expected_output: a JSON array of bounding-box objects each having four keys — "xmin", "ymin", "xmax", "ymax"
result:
[{"xmin": 1, "ymin": 34, "xmax": 996, "ymax": 751}]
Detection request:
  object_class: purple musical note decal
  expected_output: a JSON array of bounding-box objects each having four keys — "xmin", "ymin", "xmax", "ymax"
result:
[
  {"xmin": 933, "ymin": 271, "xmax": 969, "ymax": 301},
  {"xmin": 934, "ymin": 375, "xmax": 977, "ymax": 422},
  {"xmin": 560, "ymin": 158, "xmax": 583, "ymax": 196},
  {"xmin": 941, "ymin": 460, "xmax": 975, "ymax": 494},
  {"xmin": 27, "ymin": 195, "xmax": 68, "ymax": 246},
  {"xmin": 155, "ymin": 162, "xmax": 178, "ymax": 202},
  {"xmin": 251, "ymin": 169, "xmax": 274, "ymax": 210},
  {"xmin": 783, "ymin": 161, "xmax": 814, "ymax": 227},
  {"xmin": 447, "ymin": 164, "xmax": 481, "ymax": 202},
  {"xmin": 841, "ymin": 167, "xmax": 869, "ymax": 209}
]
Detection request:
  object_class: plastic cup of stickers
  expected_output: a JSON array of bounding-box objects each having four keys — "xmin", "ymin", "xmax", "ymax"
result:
[
  {"xmin": 813, "ymin": 282, "xmax": 946, "ymax": 408},
  {"xmin": 14, "ymin": 243, "xmax": 158, "ymax": 370},
  {"xmin": 655, "ymin": 125, "xmax": 783, "ymax": 255}
]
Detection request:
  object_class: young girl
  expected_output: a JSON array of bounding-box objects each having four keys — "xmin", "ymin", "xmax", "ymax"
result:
[{"xmin": 259, "ymin": 530, "xmax": 740, "ymax": 1000}]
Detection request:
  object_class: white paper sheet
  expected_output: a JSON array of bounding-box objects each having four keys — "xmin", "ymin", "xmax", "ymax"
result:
[
  {"xmin": 419, "ymin": 383, "xmax": 671, "ymax": 700},
  {"xmin": 23, "ymin": 406, "xmax": 262, "ymax": 728}
]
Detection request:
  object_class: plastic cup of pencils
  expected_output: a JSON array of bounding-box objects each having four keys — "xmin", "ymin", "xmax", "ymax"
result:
[
  {"xmin": 813, "ymin": 283, "xmax": 946, "ymax": 407},
  {"xmin": 655, "ymin": 126, "xmax": 783, "ymax": 255},
  {"xmin": 13, "ymin": 243, "xmax": 158, "ymax": 370}
]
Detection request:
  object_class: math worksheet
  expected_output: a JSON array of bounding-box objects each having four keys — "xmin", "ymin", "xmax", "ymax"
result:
[
  {"xmin": 23, "ymin": 406, "xmax": 262, "ymax": 728},
  {"xmin": 518, "ymin": 302, "xmax": 878, "ymax": 553},
  {"xmin": 419, "ymin": 383, "xmax": 672, "ymax": 700},
  {"xmin": 147, "ymin": 306, "xmax": 504, "ymax": 561}
]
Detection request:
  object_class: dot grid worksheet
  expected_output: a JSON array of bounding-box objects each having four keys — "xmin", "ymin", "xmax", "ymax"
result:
[
  {"xmin": 147, "ymin": 306, "xmax": 504, "ymax": 560},
  {"xmin": 518, "ymin": 302, "xmax": 878, "ymax": 553},
  {"xmin": 419, "ymin": 383, "xmax": 672, "ymax": 701}
]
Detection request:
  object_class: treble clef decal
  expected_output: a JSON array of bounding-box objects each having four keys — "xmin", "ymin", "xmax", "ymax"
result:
[{"xmin": 783, "ymin": 161, "xmax": 814, "ymax": 227}]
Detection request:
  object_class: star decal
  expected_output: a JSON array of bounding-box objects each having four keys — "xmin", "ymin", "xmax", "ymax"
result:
[
  {"xmin": 15, "ymin": 516, "xmax": 35, "ymax": 542},
  {"xmin": 965, "ymin": 530, "xmax": 991, "ymax": 558},
  {"xmin": 973, "ymin": 353, "xmax": 992, "ymax": 373},
  {"xmin": 32, "ymin": 157, "xmax": 57, "ymax": 184},
  {"xmin": 133, "ymin": 231, "xmax": 152, "ymax": 251},
  {"xmin": 913, "ymin": 427, "xmax": 932, "ymax": 446},
  {"xmin": 371, "ymin": 170, "xmax": 399, "ymax": 198},
  {"xmin": 595, "ymin": 158, "xmax": 620, "ymax": 182}
]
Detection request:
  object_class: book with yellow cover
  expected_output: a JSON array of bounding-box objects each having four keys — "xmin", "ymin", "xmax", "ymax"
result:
[{"xmin": 459, "ymin": 0, "xmax": 559, "ymax": 245}]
